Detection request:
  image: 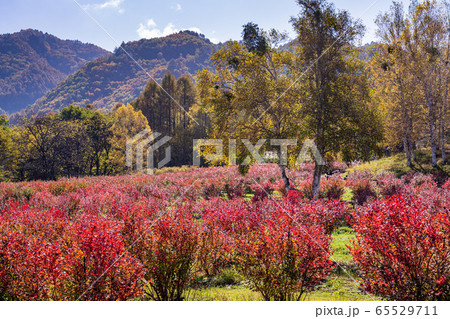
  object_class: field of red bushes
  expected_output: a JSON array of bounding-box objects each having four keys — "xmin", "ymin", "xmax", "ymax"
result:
[{"xmin": 0, "ymin": 164, "xmax": 449, "ymax": 301}]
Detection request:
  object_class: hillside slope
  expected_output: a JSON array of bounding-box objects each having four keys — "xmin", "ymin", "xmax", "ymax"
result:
[
  {"xmin": 0, "ymin": 29, "xmax": 110, "ymax": 114},
  {"xmin": 29, "ymin": 31, "xmax": 219, "ymax": 115}
]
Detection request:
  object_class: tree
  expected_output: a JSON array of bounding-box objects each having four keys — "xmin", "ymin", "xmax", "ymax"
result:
[
  {"xmin": 59, "ymin": 105, "xmax": 113, "ymax": 176},
  {"xmin": 403, "ymin": 0, "xmax": 449, "ymax": 166},
  {"xmin": 199, "ymin": 12, "xmax": 381, "ymax": 197},
  {"xmin": 133, "ymin": 81, "xmax": 160, "ymax": 132},
  {"xmin": 14, "ymin": 114, "xmax": 94, "ymax": 180},
  {"xmin": 0, "ymin": 115, "xmax": 15, "ymax": 180},
  {"xmin": 171, "ymin": 75, "xmax": 198, "ymax": 166},
  {"xmin": 373, "ymin": 2, "xmax": 421, "ymax": 167},
  {"xmin": 134, "ymin": 73, "xmax": 206, "ymax": 167},
  {"xmin": 176, "ymin": 75, "xmax": 196, "ymax": 131},
  {"xmin": 198, "ymin": 23, "xmax": 299, "ymax": 191},
  {"xmin": 291, "ymin": 0, "xmax": 380, "ymax": 197},
  {"xmin": 373, "ymin": 0, "xmax": 449, "ymax": 166},
  {"xmin": 159, "ymin": 72, "xmax": 177, "ymax": 135},
  {"xmin": 109, "ymin": 103, "xmax": 150, "ymax": 173},
  {"xmin": 84, "ymin": 111, "xmax": 113, "ymax": 175}
]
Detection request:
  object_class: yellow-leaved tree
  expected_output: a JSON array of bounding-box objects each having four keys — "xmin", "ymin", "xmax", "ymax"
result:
[{"xmin": 109, "ymin": 103, "xmax": 151, "ymax": 174}]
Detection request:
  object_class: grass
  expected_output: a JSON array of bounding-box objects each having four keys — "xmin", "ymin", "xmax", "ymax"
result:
[
  {"xmin": 187, "ymin": 274, "xmax": 377, "ymax": 301},
  {"xmin": 350, "ymin": 148, "xmax": 450, "ymax": 177},
  {"xmin": 188, "ymin": 286, "xmax": 261, "ymax": 301},
  {"xmin": 187, "ymin": 226, "xmax": 377, "ymax": 301},
  {"xmin": 307, "ymin": 274, "xmax": 377, "ymax": 301},
  {"xmin": 331, "ymin": 226, "xmax": 355, "ymax": 264},
  {"xmin": 341, "ymin": 188, "xmax": 353, "ymax": 202}
]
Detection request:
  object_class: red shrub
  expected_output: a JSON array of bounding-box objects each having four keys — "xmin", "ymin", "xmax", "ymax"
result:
[
  {"xmin": 198, "ymin": 216, "xmax": 233, "ymax": 276},
  {"xmin": 320, "ymin": 176, "xmax": 346, "ymax": 199},
  {"xmin": 142, "ymin": 210, "xmax": 200, "ymax": 301},
  {"xmin": 286, "ymin": 189, "xmax": 303, "ymax": 203},
  {"xmin": 0, "ymin": 230, "xmax": 66, "ymax": 300},
  {"xmin": 297, "ymin": 176, "xmax": 345, "ymax": 200},
  {"xmin": 349, "ymin": 195, "xmax": 450, "ymax": 301},
  {"xmin": 443, "ymin": 179, "xmax": 450, "ymax": 191},
  {"xmin": 375, "ymin": 173, "xmax": 405, "ymax": 198},
  {"xmin": 66, "ymin": 218, "xmax": 144, "ymax": 301},
  {"xmin": 251, "ymin": 180, "xmax": 274, "ymax": 202},
  {"xmin": 234, "ymin": 214, "xmax": 333, "ymax": 300},
  {"xmin": 0, "ymin": 214, "xmax": 143, "ymax": 301},
  {"xmin": 350, "ymin": 180, "xmax": 377, "ymax": 205}
]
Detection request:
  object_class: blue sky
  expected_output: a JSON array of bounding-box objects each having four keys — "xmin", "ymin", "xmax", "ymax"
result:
[{"xmin": 0, "ymin": 0, "xmax": 408, "ymax": 52}]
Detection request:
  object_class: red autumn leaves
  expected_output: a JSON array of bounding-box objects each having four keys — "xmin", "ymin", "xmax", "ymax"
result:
[
  {"xmin": 0, "ymin": 164, "xmax": 449, "ymax": 300},
  {"xmin": 350, "ymin": 194, "xmax": 450, "ymax": 301}
]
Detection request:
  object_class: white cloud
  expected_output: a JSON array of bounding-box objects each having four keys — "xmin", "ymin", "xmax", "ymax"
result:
[
  {"xmin": 82, "ymin": 0, "xmax": 124, "ymax": 13},
  {"xmin": 170, "ymin": 3, "xmax": 182, "ymax": 12},
  {"xmin": 137, "ymin": 19, "xmax": 202, "ymax": 39},
  {"xmin": 146, "ymin": 18, "xmax": 157, "ymax": 28},
  {"xmin": 137, "ymin": 20, "xmax": 177, "ymax": 38},
  {"xmin": 187, "ymin": 27, "xmax": 201, "ymax": 34}
]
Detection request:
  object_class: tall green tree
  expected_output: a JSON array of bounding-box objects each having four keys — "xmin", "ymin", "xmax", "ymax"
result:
[
  {"xmin": 59, "ymin": 105, "xmax": 113, "ymax": 175},
  {"xmin": 198, "ymin": 24, "xmax": 299, "ymax": 190},
  {"xmin": 85, "ymin": 111, "xmax": 113, "ymax": 175},
  {"xmin": 291, "ymin": 0, "xmax": 380, "ymax": 197},
  {"xmin": 176, "ymin": 75, "xmax": 196, "ymax": 130}
]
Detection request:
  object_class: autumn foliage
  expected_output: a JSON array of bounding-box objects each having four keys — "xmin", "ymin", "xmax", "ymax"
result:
[
  {"xmin": 0, "ymin": 165, "xmax": 343, "ymax": 301},
  {"xmin": 349, "ymin": 194, "xmax": 450, "ymax": 301},
  {"xmin": 0, "ymin": 164, "xmax": 448, "ymax": 301}
]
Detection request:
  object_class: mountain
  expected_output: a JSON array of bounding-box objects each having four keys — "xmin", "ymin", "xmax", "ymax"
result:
[
  {"xmin": 0, "ymin": 29, "xmax": 110, "ymax": 114},
  {"xmin": 29, "ymin": 31, "xmax": 220, "ymax": 115}
]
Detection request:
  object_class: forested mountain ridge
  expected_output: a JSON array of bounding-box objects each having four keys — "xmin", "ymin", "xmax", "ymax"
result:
[
  {"xmin": 28, "ymin": 31, "xmax": 220, "ymax": 115},
  {"xmin": 0, "ymin": 29, "xmax": 110, "ymax": 114}
]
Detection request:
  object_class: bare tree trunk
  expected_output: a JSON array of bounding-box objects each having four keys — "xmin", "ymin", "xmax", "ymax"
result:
[
  {"xmin": 442, "ymin": 118, "xmax": 447, "ymax": 165},
  {"xmin": 279, "ymin": 164, "xmax": 291, "ymax": 193},
  {"xmin": 404, "ymin": 137, "xmax": 412, "ymax": 167},
  {"xmin": 427, "ymin": 94, "xmax": 438, "ymax": 166},
  {"xmin": 312, "ymin": 163, "xmax": 322, "ymax": 199},
  {"xmin": 442, "ymin": 76, "xmax": 448, "ymax": 164},
  {"xmin": 400, "ymin": 78, "xmax": 412, "ymax": 167},
  {"xmin": 442, "ymin": 27, "xmax": 449, "ymax": 165},
  {"xmin": 430, "ymin": 121, "xmax": 438, "ymax": 167}
]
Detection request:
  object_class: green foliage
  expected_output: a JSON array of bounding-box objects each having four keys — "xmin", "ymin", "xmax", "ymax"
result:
[
  {"xmin": 199, "ymin": 4, "xmax": 383, "ymax": 196},
  {"xmin": 291, "ymin": 0, "xmax": 384, "ymax": 197},
  {"xmin": 198, "ymin": 29, "xmax": 297, "ymax": 173},
  {"xmin": 242, "ymin": 23, "xmax": 268, "ymax": 56},
  {"xmin": 7, "ymin": 103, "xmax": 146, "ymax": 181},
  {"xmin": 60, "ymin": 105, "xmax": 93, "ymax": 121}
]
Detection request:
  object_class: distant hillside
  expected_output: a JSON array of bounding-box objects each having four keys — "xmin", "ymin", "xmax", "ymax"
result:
[
  {"xmin": 0, "ymin": 29, "xmax": 110, "ymax": 114},
  {"xmin": 29, "ymin": 31, "xmax": 220, "ymax": 115}
]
